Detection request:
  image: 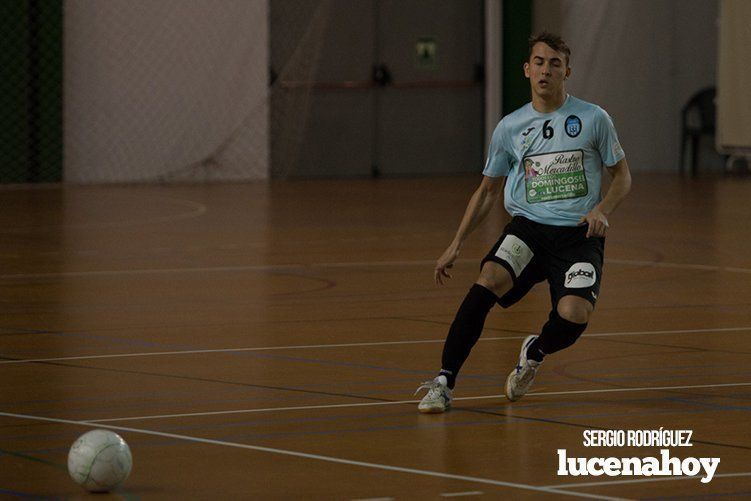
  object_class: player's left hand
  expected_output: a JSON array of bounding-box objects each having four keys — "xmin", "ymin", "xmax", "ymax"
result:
[{"xmin": 579, "ymin": 208, "xmax": 609, "ymax": 238}]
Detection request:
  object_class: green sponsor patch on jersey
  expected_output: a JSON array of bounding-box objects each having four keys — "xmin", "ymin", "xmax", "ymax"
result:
[{"xmin": 523, "ymin": 150, "xmax": 588, "ymax": 203}]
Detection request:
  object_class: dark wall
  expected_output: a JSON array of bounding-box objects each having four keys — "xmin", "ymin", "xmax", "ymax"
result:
[{"xmin": 270, "ymin": 0, "xmax": 484, "ymax": 178}]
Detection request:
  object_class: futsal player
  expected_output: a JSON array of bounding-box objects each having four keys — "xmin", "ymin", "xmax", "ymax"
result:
[{"xmin": 416, "ymin": 32, "xmax": 632, "ymax": 412}]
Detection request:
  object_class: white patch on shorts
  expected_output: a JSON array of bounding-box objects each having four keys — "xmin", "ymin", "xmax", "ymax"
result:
[
  {"xmin": 564, "ymin": 262, "xmax": 596, "ymax": 288},
  {"xmin": 494, "ymin": 235, "xmax": 533, "ymax": 277}
]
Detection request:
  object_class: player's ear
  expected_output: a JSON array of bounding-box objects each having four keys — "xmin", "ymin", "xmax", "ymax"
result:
[
  {"xmin": 565, "ymin": 66, "xmax": 571, "ymax": 79},
  {"xmin": 523, "ymin": 61, "xmax": 530, "ymax": 78}
]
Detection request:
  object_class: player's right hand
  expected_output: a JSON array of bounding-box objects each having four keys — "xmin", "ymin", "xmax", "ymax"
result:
[{"xmin": 435, "ymin": 243, "xmax": 460, "ymax": 285}]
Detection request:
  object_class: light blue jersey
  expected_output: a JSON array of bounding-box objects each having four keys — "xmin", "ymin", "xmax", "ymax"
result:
[{"xmin": 483, "ymin": 95, "xmax": 625, "ymax": 226}]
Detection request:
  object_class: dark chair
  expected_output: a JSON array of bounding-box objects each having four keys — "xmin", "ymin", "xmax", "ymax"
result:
[{"xmin": 680, "ymin": 87, "xmax": 717, "ymax": 176}]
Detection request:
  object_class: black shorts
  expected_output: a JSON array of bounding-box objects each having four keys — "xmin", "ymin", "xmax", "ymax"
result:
[{"xmin": 481, "ymin": 216, "xmax": 605, "ymax": 308}]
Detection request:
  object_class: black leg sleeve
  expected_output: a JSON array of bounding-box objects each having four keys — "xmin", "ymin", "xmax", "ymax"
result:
[
  {"xmin": 527, "ymin": 309, "xmax": 587, "ymax": 362},
  {"xmin": 440, "ymin": 284, "xmax": 498, "ymax": 388}
]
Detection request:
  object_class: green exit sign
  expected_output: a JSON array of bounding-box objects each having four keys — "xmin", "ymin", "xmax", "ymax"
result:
[{"xmin": 416, "ymin": 37, "xmax": 437, "ymax": 69}]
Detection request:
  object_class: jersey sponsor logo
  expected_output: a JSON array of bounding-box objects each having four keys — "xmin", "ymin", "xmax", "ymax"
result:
[
  {"xmin": 565, "ymin": 115, "xmax": 582, "ymax": 138},
  {"xmin": 495, "ymin": 234, "xmax": 533, "ymax": 278},
  {"xmin": 523, "ymin": 150, "xmax": 588, "ymax": 203},
  {"xmin": 522, "ymin": 126, "xmax": 535, "ymax": 137},
  {"xmin": 564, "ymin": 262, "xmax": 596, "ymax": 288}
]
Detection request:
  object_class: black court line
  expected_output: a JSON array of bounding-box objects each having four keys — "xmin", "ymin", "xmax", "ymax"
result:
[
  {"xmin": 15, "ymin": 359, "xmax": 397, "ymax": 404},
  {"xmin": 0, "ymin": 327, "xmax": 57, "ymax": 337},
  {"xmin": 0, "ymin": 445, "xmax": 64, "ymax": 470},
  {"xmin": 6, "ymin": 358, "xmax": 751, "ymax": 452}
]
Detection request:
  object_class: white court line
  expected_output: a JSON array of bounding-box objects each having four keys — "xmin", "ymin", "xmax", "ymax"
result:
[
  {"xmin": 88, "ymin": 400, "xmax": 419, "ymax": 422},
  {"xmin": 1, "ymin": 257, "xmax": 750, "ymax": 280},
  {"xmin": 87, "ymin": 381, "xmax": 751, "ymax": 423},
  {"xmin": 584, "ymin": 326, "xmax": 751, "ymax": 337},
  {"xmin": 0, "ymin": 411, "xmax": 626, "ymax": 501},
  {"xmin": 0, "ymin": 338, "xmax": 456, "ymax": 365},
  {"xmin": 2, "ymin": 326, "xmax": 749, "ymax": 366},
  {"xmin": 440, "ymin": 491, "xmax": 484, "ymax": 497},
  {"xmin": 725, "ymin": 267, "xmax": 751, "ymax": 274},
  {"xmin": 545, "ymin": 471, "xmax": 751, "ymax": 489}
]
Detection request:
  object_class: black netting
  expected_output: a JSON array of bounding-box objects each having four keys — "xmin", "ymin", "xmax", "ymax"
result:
[{"xmin": 0, "ymin": 0, "xmax": 62, "ymax": 184}]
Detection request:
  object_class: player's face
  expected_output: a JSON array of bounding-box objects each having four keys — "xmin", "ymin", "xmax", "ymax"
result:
[{"xmin": 524, "ymin": 42, "xmax": 570, "ymax": 98}]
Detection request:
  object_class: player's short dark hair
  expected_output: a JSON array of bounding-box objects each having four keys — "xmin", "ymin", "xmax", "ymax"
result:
[{"xmin": 528, "ymin": 31, "xmax": 571, "ymax": 66}]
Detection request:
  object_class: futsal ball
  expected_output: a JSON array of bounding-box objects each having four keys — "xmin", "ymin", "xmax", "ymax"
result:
[{"xmin": 67, "ymin": 429, "xmax": 132, "ymax": 492}]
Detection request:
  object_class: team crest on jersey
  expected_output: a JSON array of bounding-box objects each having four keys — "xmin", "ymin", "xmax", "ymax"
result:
[{"xmin": 565, "ymin": 115, "xmax": 582, "ymax": 138}]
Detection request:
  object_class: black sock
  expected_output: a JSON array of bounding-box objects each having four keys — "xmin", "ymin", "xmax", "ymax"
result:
[
  {"xmin": 440, "ymin": 284, "xmax": 498, "ymax": 389},
  {"xmin": 526, "ymin": 338, "xmax": 546, "ymax": 362},
  {"xmin": 526, "ymin": 309, "xmax": 587, "ymax": 362}
]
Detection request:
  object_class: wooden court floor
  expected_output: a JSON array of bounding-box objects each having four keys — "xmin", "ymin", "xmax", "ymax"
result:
[{"xmin": 1, "ymin": 173, "xmax": 750, "ymax": 499}]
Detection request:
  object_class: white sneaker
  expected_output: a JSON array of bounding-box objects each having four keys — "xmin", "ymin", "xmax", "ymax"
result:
[
  {"xmin": 415, "ymin": 375, "xmax": 453, "ymax": 413},
  {"xmin": 505, "ymin": 335, "xmax": 541, "ymax": 402}
]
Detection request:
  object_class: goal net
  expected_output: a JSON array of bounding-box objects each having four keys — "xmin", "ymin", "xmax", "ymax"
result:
[{"xmin": 63, "ymin": 0, "xmax": 331, "ymax": 183}]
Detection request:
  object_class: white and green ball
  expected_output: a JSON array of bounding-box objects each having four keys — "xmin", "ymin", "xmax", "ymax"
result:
[{"xmin": 67, "ymin": 429, "xmax": 132, "ymax": 492}]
